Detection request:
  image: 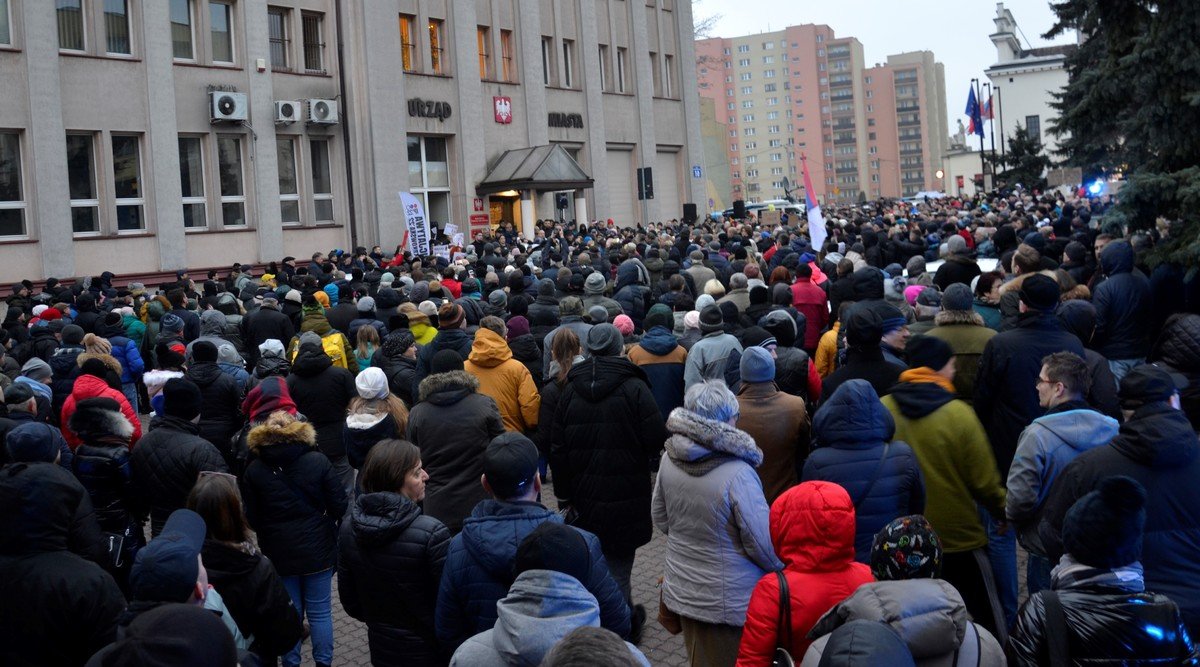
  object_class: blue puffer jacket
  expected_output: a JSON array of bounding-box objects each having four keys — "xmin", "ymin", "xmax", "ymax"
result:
[
  {"xmin": 99, "ymin": 323, "xmax": 145, "ymax": 384},
  {"xmin": 803, "ymin": 379, "xmax": 925, "ymax": 562},
  {"xmin": 628, "ymin": 326, "xmax": 686, "ymax": 421},
  {"xmin": 614, "ymin": 260, "xmax": 650, "ymax": 331},
  {"xmin": 434, "ymin": 499, "xmax": 631, "ymax": 652}
]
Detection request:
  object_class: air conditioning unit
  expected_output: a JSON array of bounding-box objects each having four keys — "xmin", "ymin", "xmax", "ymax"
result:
[
  {"xmin": 210, "ymin": 91, "xmax": 248, "ymax": 122},
  {"xmin": 308, "ymin": 99, "xmax": 339, "ymax": 125},
  {"xmin": 274, "ymin": 100, "xmax": 301, "ymax": 124}
]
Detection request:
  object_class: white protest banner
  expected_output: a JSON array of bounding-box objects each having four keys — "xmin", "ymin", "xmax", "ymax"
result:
[
  {"xmin": 444, "ymin": 223, "xmax": 459, "ymax": 239},
  {"xmin": 433, "ymin": 245, "xmax": 450, "ymax": 262},
  {"xmin": 452, "ymin": 233, "xmax": 465, "ymax": 246},
  {"xmin": 398, "ymin": 192, "xmax": 431, "ymax": 255}
]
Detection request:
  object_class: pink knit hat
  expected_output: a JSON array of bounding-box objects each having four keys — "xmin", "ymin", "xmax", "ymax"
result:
[
  {"xmin": 683, "ymin": 311, "xmax": 700, "ymax": 331},
  {"xmin": 613, "ymin": 314, "xmax": 634, "ymax": 336},
  {"xmin": 904, "ymin": 284, "xmax": 925, "ymax": 306}
]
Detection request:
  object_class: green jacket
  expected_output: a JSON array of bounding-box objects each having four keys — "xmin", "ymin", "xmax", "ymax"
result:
[
  {"xmin": 925, "ymin": 310, "xmax": 996, "ymax": 404},
  {"xmin": 882, "ymin": 376, "xmax": 1005, "ymax": 553}
]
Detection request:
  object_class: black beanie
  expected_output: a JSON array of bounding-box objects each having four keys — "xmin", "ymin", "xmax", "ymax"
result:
[
  {"xmin": 905, "ymin": 335, "xmax": 953, "ymax": 371},
  {"xmin": 80, "ymin": 357, "xmax": 111, "ymax": 379},
  {"xmin": 844, "ymin": 305, "xmax": 883, "ymax": 348},
  {"xmin": 191, "ymin": 340, "xmax": 218, "ymax": 363},
  {"xmin": 1062, "ymin": 476, "xmax": 1146, "ymax": 569},
  {"xmin": 430, "ymin": 349, "xmax": 464, "ymax": 374},
  {"xmin": 162, "ymin": 378, "xmax": 202, "ymax": 421},
  {"xmin": 513, "ymin": 522, "xmax": 590, "ymax": 583}
]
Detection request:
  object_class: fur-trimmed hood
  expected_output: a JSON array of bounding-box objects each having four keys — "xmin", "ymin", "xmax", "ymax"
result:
[
  {"xmin": 76, "ymin": 352, "xmax": 123, "ymax": 377},
  {"xmin": 665, "ymin": 407, "xmax": 763, "ymax": 473},
  {"xmin": 997, "ymin": 269, "xmax": 1059, "ymax": 296},
  {"xmin": 247, "ymin": 410, "xmax": 317, "ymax": 452},
  {"xmin": 417, "ymin": 370, "xmax": 479, "ymax": 405},
  {"xmin": 933, "ymin": 309, "xmax": 985, "ymax": 327},
  {"xmin": 68, "ymin": 398, "xmax": 134, "ymax": 440}
]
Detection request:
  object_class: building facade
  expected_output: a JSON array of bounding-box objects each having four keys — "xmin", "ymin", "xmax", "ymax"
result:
[
  {"xmin": 695, "ymin": 25, "xmax": 947, "ymax": 209},
  {"xmin": 0, "ymin": 0, "xmax": 704, "ymax": 282}
]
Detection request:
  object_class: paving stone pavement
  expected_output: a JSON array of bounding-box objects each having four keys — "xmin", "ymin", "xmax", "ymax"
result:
[{"xmin": 303, "ymin": 478, "xmax": 690, "ymax": 666}]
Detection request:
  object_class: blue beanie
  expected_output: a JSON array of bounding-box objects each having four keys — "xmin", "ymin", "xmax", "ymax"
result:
[
  {"xmin": 323, "ymin": 282, "xmax": 339, "ymax": 302},
  {"xmin": 740, "ymin": 346, "xmax": 775, "ymax": 384}
]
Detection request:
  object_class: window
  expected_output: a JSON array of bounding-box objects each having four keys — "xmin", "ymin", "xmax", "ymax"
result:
[
  {"xmin": 178, "ymin": 136, "xmax": 206, "ymax": 228},
  {"xmin": 1026, "ymin": 115, "xmax": 1041, "ymax": 139},
  {"xmin": 764, "ymin": 69, "xmax": 775, "ymax": 78},
  {"xmin": 276, "ymin": 137, "xmax": 299, "ymax": 225},
  {"xmin": 741, "ymin": 86, "xmax": 752, "ymax": 95},
  {"xmin": 616, "ymin": 47, "xmax": 627, "ymax": 92},
  {"xmin": 762, "ymin": 55, "xmax": 774, "ymax": 64},
  {"xmin": 0, "ymin": 0, "xmax": 10, "ymax": 46},
  {"xmin": 737, "ymin": 44, "xmax": 749, "ymax": 53},
  {"xmin": 66, "ymin": 134, "xmax": 99, "ymax": 233},
  {"xmin": 726, "ymin": 103, "xmax": 734, "ymax": 110},
  {"xmin": 111, "ymin": 135, "xmax": 144, "ymax": 231},
  {"xmin": 210, "ymin": 1, "xmax": 233, "ymax": 63},
  {"xmin": 541, "ymin": 37, "xmax": 552, "ymax": 85},
  {"xmin": 500, "ymin": 30, "xmax": 514, "ymax": 81},
  {"xmin": 741, "ymin": 100, "xmax": 753, "ymax": 109},
  {"xmin": 598, "ymin": 45, "xmax": 608, "ymax": 90},
  {"xmin": 104, "ymin": 0, "xmax": 130, "ymax": 55},
  {"xmin": 664, "ymin": 54, "xmax": 674, "ymax": 97},
  {"xmin": 428, "ymin": 19, "xmax": 444, "ymax": 74},
  {"xmin": 0, "ymin": 132, "xmax": 23, "ymax": 236},
  {"xmin": 267, "ymin": 6, "xmax": 289, "ymax": 69},
  {"xmin": 311, "ymin": 139, "xmax": 334, "ymax": 221},
  {"xmin": 767, "ymin": 111, "xmax": 779, "ymax": 120},
  {"xmin": 723, "ymin": 47, "xmax": 730, "ymax": 55},
  {"xmin": 170, "ymin": 0, "xmax": 193, "ymax": 59},
  {"xmin": 742, "ymin": 114, "xmax": 753, "ymax": 122},
  {"xmin": 764, "ymin": 83, "xmax": 776, "ymax": 92},
  {"xmin": 762, "ymin": 41, "xmax": 772, "ymax": 49},
  {"xmin": 399, "ymin": 14, "xmax": 415, "ymax": 71},
  {"xmin": 738, "ymin": 58, "xmax": 749, "ymax": 66},
  {"xmin": 216, "ymin": 135, "xmax": 245, "ymax": 226},
  {"xmin": 302, "ymin": 12, "xmax": 324, "ymax": 72},
  {"xmin": 740, "ymin": 72, "xmax": 751, "ymax": 81},
  {"xmin": 477, "ymin": 26, "xmax": 490, "ymax": 79},
  {"xmin": 57, "ymin": 0, "xmax": 86, "ymax": 51},
  {"xmin": 562, "ymin": 39, "xmax": 574, "ymax": 87},
  {"xmin": 407, "ymin": 136, "xmax": 450, "ymax": 228}
]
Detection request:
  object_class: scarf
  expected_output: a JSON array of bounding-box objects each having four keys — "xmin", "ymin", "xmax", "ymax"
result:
[
  {"xmin": 1050, "ymin": 553, "xmax": 1145, "ymax": 593},
  {"xmin": 899, "ymin": 367, "xmax": 957, "ymax": 394}
]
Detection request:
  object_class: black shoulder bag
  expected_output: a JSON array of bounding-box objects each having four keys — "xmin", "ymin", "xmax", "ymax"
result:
[{"xmin": 773, "ymin": 571, "xmax": 795, "ymax": 667}]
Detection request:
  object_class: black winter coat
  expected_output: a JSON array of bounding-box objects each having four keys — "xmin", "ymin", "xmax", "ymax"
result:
[
  {"xmin": 326, "ymin": 302, "xmax": 360, "ymax": 337},
  {"xmin": 49, "ymin": 344, "xmax": 84, "ymax": 419},
  {"xmin": 71, "ymin": 438, "xmax": 142, "ymax": 541},
  {"xmin": 406, "ymin": 371, "xmax": 504, "ymax": 533},
  {"xmin": 201, "ymin": 539, "xmax": 304, "ymax": 662},
  {"xmin": 1093, "ymin": 241, "xmax": 1152, "ymax": 360},
  {"xmin": 1009, "ymin": 581, "xmax": 1198, "ymax": 666},
  {"xmin": 549, "ymin": 356, "xmax": 668, "ymax": 556},
  {"xmin": 1038, "ymin": 402, "xmax": 1200, "ymax": 636},
  {"xmin": 186, "ymin": 361, "xmax": 244, "ymax": 456},
  {"xmin": 242, "ymin": 306, "xmax": 295, "ymax": 364},
  {"xmin": 1152, "ymin": 313, "xmax": 1200, "ymax": 431},
  {"xmin": 338, "ymin": 491, "xmax": 450, "ymax": 667},
  {"xmin": 373, "ymin": 348, "xmax": 418, "ymax": 407},
  {"xmin": 413, "ymin": 328, "xmax": 475, "ymax": 398},
  {"xmin": 975, "ymin": 312, "xmax": 1085, "ymax": 475},
  {"xmin": 19, "ymin": 327, "xmax": 59, "ymax": 365},
  {"xmin": 286, "ymin": 347, "xmax": 356, "ymax": 459},
  {"xmin": 527, "ymin": 296, "xmax": 561, "ymax": 327},
  {"xmin": 820, "ymin": 347, "xmax": 905, "ymax": 403},
  {"xmin": 242, "ymin": 418, "xmax": 348, "ymax": 576},
  {"xmin": 508, "ymin": 334, "xmax": 545, "ymax": 393},
  {"xmin": 130, "ymin": 415, "xmax": 228, "ymax": 536},
  {"xmin": 0, "ymin": 462, "xmax": 126, "ymax": 666},
  {"xmin": 932, "ymin": 255, "xmax": 982, "ymax": 291}
]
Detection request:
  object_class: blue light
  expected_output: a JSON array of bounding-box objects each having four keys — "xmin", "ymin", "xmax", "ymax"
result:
[
  {"xmin": 1088, "ymin": 180, "xmax": 1104, "ymax": 195},
  {"xmin": 1144, "ymin": 624, "xmax": 1165, "ymax": 641}
]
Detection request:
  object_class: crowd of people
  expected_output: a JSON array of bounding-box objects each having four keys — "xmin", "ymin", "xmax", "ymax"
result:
[{"xmin": 2, "ymin": 186, "xmax": 1200, "ymax": 666}]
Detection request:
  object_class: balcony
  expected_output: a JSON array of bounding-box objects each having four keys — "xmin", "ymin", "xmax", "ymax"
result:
[
  {"xmin": 830, "ymin": 92, "xmax": 853, "ymax": 102},
  {"xmin": 898, "ymin": 118, "xmax": 922, "ymax": 128},
  {"xmin": 833, "ymin": 135, "xmax": 857, "ymax": 146},
  {"xmin": 900, "ymin": 148, "xmax": 923, "ymax": 156}
]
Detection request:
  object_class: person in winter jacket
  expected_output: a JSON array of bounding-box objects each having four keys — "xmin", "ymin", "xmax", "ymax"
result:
[
  {"xmin": 49, "ymin": 324, "xmax": 86, "ymax": 417},
  {"xmin": 0, "ymin": 459, "xmax": 126, "ymax": 666},
  {"xmin": 15, "ymin": 357, "xmax": 55, "ymax": 422},
  {"xmin": 186, "ymin": 309, "xmax": 234, "ymax": 363},
  {"xmin": 883, "ymin": 336, "xmax": 1008, "ymax": 640},
  {"xmin": 732, "ymin": 347, "xmax": 808, "ymax": 505},
  {"xmin": 413, "ymin": 302, "xmax": 474, "ymax": 394},
  {"xmin": 821, "ymin": 306, "xmax": 906, "ymax": 402},
  {"xmin": 252, "ymin": 338, "xmax": 291, "ymax": 386},
  {"xmin": 550, "ymin": 324, "xmax": 668, "ymax": 602},
  {"xmin": 342, "ymin": 367, "xmax": 408, "ymax": 470},
  {"xmin": 373, "ymin": 329, "xmax": 419, "ymax": 407},
  {"xmin": 464, "ymin": 317, "xmax": 541, "ymax": 435},
  {"xmin": 186, "ymin": 340, "xmax": 244, "ymax": 459},
  {"xmin": 188, "ymin": 472, "xmax": 303, "ymax": 665},
  {"xmin": 654, "ymin": 381, "xmax": 784, "ymax": 664},
  {"xmin": 73, "ymin": 291, "xmax": 103, "ymax": 334},
  {"xmin": 242, "ymin": 295, "xmax": 295, "ymax": 367},
  {"xmin": 96, "ymin": 311, "xmax": 145, "ymax": 411},
  {"xmin": 926, "ymin": 283, "xmax": 995, "ymax": 402},
  {"xmin": 581, "ymin": 271, "xmax": 622, "ymax": 323},
  {"xmin": 130, "ymin": 378, "xmax": 229, "ymax": 536},
  {"xmin": 759, "ymin": 310, "xmax": 822, "ymax": 401},
  {"xmin": 61, "ymin": 357, "xmax": 142, "ymax": 449},
  {"xmin": 1038, "ymin": 364, "xmax": 1200, "ymax": 636},
  {"xmin": 804, "ymin": 379, "xmax": 924, "ymax": 562},
  {"xmin": 436, "ymin": 433, "xmax": 632, "ymax": 651},
  {"xmin": 613, "ymin": 258, "xmax": 651, "ymax": 331},
  {"xmin": 448, "ymin": 522, "xmax": 651, "ymax": 667},
  {"xmin": 242, "ymin": 410, "xmax": 349, "ymax": 667},
  {"xmin": 407, "ymin": 350, "xmax": 505, "ymax": 533},
  {"xmin": 1150, "ymin": 312, "xmax": 1200, "ymax": 430},
  {"xmin": 932, "ymin": 236, "xmax": 981, "ymax": 292},
  {"xmin": 339, "ymin": 439, "xmax": 450, "ymax": 666},
  {"xmin": 736, "ymin": 481, "xmax": 876, "ymax": 665},
  {"xmin": 1092, "ymin": 240, "xmax": 1152, "ymax": 383},
  {"xmin": 628, "ymin": 305, "xmax": 687, "ymax": 422},
  {"xmin": 1054, "ymin": 299, "xmax": 1122, "ymax": 421},
  {"xmin": 685, "ymin": 305, "xmax": 743, "ymax": 391},
  {"xmin": 68, "ymin": 396, "xmax": 144, "ymax": 591},
  {"xmin": 801, "ymin": 515, "xmax": 1005, "ymax": 667},
  {"xmin": 1012, "ymin": 477, "xmax": 1199, "ymax": 665},
  {"xmin": 504, "ymin": 315, "xmax": 545, "ymax": 393},
  {"xmin": 1006, "ymin": 351, "xmax": 1118, "ymax": 595},
  {"xmin": 348, "ymin": 295, "xmax": 388, "ymax": 345},
  {"xmin": 528, "ymin": 279, "xmax": 562, "ymax": 329},
  {"xmin": 790, "ymin": 264, "xmax": 829, "ymax": 353},
  {"xmin": 287, "ymin": 330, "xmax": 358, "ymax": 493},
  {"xmin": 287, "ymin": 298, "xmax": 359, "ymax": 373},
  {"xmin": 540, "ymin": 297, "xmax": 593, "ymax": 382},
  {"xmin": 2, "ymin": 396, "xmax": 75, "ymax": 471}
]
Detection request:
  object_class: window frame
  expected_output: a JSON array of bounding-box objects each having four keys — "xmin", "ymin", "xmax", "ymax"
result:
[
  {"xmin": 301, "ymin": 11, "xmax": 325, "ymax": 73},
  {"xmin": 561, "ymin": 39, "xmax": 574, "ymax": 88},
  {"xmin": 275, "ymin": 135, "xmax": 301, "ymax": 226},
  {"xmin": 406, "ymin": 135, "xmax": 451, "ymax": 231},
  {"xmin": 102, "ymin": 0, "xmax": 132, "ymax": 56},
  {"xmin": 0, "ymin": 0, "xmax": 12, "ymax": 47},
  {"xmin": 664, "ymin": 54, "xmax": 674, "ymax": 98},
  {"xmin": 0, "ymin": 130, "xmax": 25, "ymax": 238},
  {"xmin": 56, "ymin": 0, "xmax": 87, "ymax": 53},
  {"xmin": 209, "ymin": 0, "xmax": 235, "ymax": 65},
  {"xmin": 475, "ymin": 26, "xmax": 490, "ymax": 80},
  {"xmin": 427, "ymin": 18, "xmax": 444, "ymax": 75},
  {"xmin": 266, "ymin": 5, "xmax": 290, "ymax": 71},
  {"xmin": 215, "ymin": 134, "xmax": 247, "ymax": 228},
  {"xmin": 598, "ymin": 44, "xmax": 608, "ymax": 91},
  {"xmin": 178, "ymin": 135, "xmax": 208, "ymax": 229},
  {"xmin": 110, "ymin": 133, "xmax": 145, "ymax": 233},
  {"xmin": 616, "ymin": 47, "xmax": 627, "ymax": 93},
  {"xmin": 499, "ymin": 29, "xmax": 514, "ymax": 82},
  {"xmin": 399, "ymin": 13, "xmax": 416, "ymax": 72},
  {"xmin": 540, "ymin": 36, "xmax": 552, "ymax": 86},
  {"xmin": 310, "ymin": 138, "xmax": 334, "ymax": 223},
  {"xmin": 66, "ymin": 132, "xmax": 100, "ymax": 235},
  {"xmin": 170, "ymin": 0, "xmax": 195, "ymax": 61}
]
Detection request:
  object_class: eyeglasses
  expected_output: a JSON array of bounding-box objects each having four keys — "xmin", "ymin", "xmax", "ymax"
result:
[{"xmin": 1036, "ymin": 377, "xmax": 1060, "ymax": 388}]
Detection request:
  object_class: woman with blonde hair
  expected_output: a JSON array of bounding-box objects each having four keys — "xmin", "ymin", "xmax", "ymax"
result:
[
  {"xmin": 344, "ymin": 366, "xmax": 410, "ymax": 471},
  {"xmin": 354, "ymin": 324, "xmax": 381, "ymax": 371}
]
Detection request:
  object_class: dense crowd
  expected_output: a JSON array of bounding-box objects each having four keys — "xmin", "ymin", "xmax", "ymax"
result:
[{"xmin": 1, "ymin": 188, "xmax": 1199, "ymax": 666}]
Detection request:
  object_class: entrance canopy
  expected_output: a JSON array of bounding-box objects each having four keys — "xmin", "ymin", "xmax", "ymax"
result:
[{"xmin": 476, "ymin": 144, "xmax": 593, "ymax": 196}]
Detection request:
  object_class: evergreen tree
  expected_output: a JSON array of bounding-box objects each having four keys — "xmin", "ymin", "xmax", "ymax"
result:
[{"xmin": 990, "ymin": 123, "xmax": 1050, "ymax": 191}]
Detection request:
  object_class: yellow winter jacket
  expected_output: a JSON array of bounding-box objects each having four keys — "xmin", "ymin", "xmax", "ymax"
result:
[{"xmin": 464, "ymin": 328, "xmax": 541, "ymax": 434}]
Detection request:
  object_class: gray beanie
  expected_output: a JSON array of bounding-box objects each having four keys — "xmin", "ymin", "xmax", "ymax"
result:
[
  {"xmin": 584, "ymin": 272, "xmax": 607, "ymax": 295},
  {"xmin": 489, "ymin": 291, "xmax": 508, "ymax": 308},
  {"xmin": 947, "ymin": 234, "xmax": 967, "ymax": 255},
  {"xmin": 586, "ymin": 323, "xmax": 624, "ymax": 357},
  {"xmin": 942, "ymin": 283, "xmax": 974, "ymax": 312},
  {"xmin": 740, "ymin": 346, "xmax": 775, "ymax": 384},
  {"xmin": 356, "ymin": 296, "xmax": 376, "ymax": 313},
  {"xmin": 20, "ymin": 357, "xmax": 52, "ymax": 382},
  {"xmin": 587, "ymin": 305, "xmax": 608, "ymax": 324}
]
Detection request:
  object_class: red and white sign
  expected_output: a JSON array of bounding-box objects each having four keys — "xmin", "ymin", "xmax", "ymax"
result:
[
  {"xmin": 469, "ymin": 213, "xmax": 490, "ymax": 232},
  {"xmin": 493, "ymin": 96, "xmax": 512, "ymax": 124},
  {"xmin": 473, "ymin": 197, "xmax": 484, "ymax": 212}
]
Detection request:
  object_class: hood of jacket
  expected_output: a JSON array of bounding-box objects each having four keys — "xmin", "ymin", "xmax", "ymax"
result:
[
  {"xmin": 460, "ymin": 500, "xmax": 561, "ymax": 578},
  {"xmin": 246, "ymin": 412, "xmax": 317, "ymax": 454},
  {"xmin": 487, "ymin": 569, "xmax": 601, "ymax": 667},
  {"xmin": 565, "ymin": 356, "xmax": 648, "ymax": 402},
  {"xmin": 417, "ymin": 370, "xmax": 479, "ymax": 405},
  {"xmin": 615, "ymin": 258, "xmax": 649, "ymax": 293},
  {"xmin": 201, "ymin": 540, "xmax": 260, "ymax": 579},
  {"xmin": 290, "ymin": 342, "xmax": 333, "ymax": 377},
  {"xmin": 1030, "ymin": 409, "xmax": 1119, "ymax": 453},
  {"xmin": 0, "ymin": 463, "xmax": 80, "ymax": 554},
  {"xmin": 186, "ymin": 361, "xmax": 225, "ymax": 387},
  {"xmin": 810, "ymin": 579, "xmax": 969, "ymax": 660},
  {"xmin": 68, "ymin": 401, "xmax": 134, "ymax": 444},
  {"xmin": 850, "ymin": 268, "xmax": 885, "ymax": 301},
  {"xmin": 1099, "ymin": 239, "xmax": 1134, "ymax": 276},
  {"xmin": 374, "ymin": 287, "xmax": 402, "ymax": 309},
  {"xmin": 1110, "ymin": 402, "xmax": 1199, "ymax": 468},
  {"xmin": 887, "ymin": 377, "xmax": 955, "ymax": 420},
  {"xmin": 813, "ymin": 379, "xmax": 896, "ymax": 447},
  {"xmin": 771, "ymin": 481, "xmax": 857, "ymax": 572},
  {"xmin": 299, "ymin": 309, "xmax": 334, "ymax": 336},
  {"xmin": 200, "ymin": 310, "xmax": 226, "ymax": 337},
  {"xmin": 468, "ymin": 327, "xmax": 513, "ymax": 368},
  {"xmin": 350, "ymin": 491, "xmax": 422, "ymax": 548},
  {"xmin": 638, "ymin": 326, "xmax": 679, "ymax": 357},
  {"xmin": 507, "ymin": 334, "xmax": 540, "ymax": 363},
  {"xmin": 664, "ymin": 407, "xmax": 763, "ymax": 468}
]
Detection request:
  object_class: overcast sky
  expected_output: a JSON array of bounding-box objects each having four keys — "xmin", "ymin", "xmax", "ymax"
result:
[{"xmin": 695, "ymin": 0, "xmax": 1077, "ymax": 130}]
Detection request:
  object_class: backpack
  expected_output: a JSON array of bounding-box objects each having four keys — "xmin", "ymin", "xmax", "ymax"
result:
[{"xmin": 292, "ymin": 332, "xmax": 349, "ymax": 369}]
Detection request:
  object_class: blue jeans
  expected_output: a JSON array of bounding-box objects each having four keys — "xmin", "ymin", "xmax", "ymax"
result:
[
  {"xmin": 979, "ymin": 506, "xmax": 1017, "ymax": 631},
  {"xmin": 1108, "ymin": 358, "xmax": 1144, "ymax": 387},
  {"xmin": 121, "ymin": 382, "xmax": 139, "ymax": 415},
  {"xmin": 1026, "ymin": 552, "xmax": 1054, "ymax": 596},
  {"xmin": 282, "ymin": 569, "xmax": 334, "ymax": 667}
]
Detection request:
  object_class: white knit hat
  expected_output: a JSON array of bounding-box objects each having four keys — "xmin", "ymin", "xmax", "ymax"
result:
[{"xmin": 354, "ymin": 367, "xmax": 390, "ymax": 400}]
